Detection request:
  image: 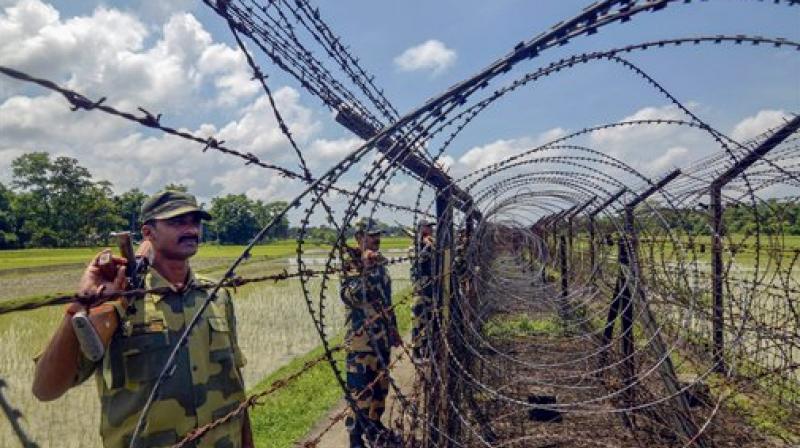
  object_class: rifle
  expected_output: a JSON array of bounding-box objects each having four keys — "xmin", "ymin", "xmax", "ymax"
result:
[{"xmin": 71, "ymin": 232, "xmax": 150, "ymax": 362}]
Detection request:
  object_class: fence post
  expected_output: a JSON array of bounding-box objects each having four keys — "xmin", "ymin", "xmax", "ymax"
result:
[
  {"xmin": 560, "ymin": 234, "xmax": 569, "ymax": 307},
  {"xmin": 708, "ymin": 115, "xmax": 800, "ymax": 373},
  {"xmin": 621, "ymin": 169, "xmax": 710, "ymax": 447},
  {"xmin": 429, "ymin": 190, "xmax": 455, "ymax": 448}
]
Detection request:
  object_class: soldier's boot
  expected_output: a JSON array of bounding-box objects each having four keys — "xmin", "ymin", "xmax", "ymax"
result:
[
  {"xmin": 365, "ymin": 421, "xmax": 402, "ymax": 447},
  {"xmin": 346, "ymin": 416, "xmax": 367, "ymax": 448},
  {"xmin": 349, "ymin": 433, "xmax": 367, "ymax": 448}
]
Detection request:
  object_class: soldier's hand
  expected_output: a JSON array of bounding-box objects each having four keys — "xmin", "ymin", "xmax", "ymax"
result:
[{"xmin": 76, "ymin": 249, "xmax": 127, "ymax": 306}]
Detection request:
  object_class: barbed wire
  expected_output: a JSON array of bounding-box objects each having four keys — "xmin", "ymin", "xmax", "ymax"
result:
[{"xmin": 1, "ymin": 0, "xmax": 799, "ymax": 447}]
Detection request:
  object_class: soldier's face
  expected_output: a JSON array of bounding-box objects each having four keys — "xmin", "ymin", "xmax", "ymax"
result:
[
  {"xmin": 143, "ymin": 212, "xmax": 203, "ymax": 261},
  {"xmin": 420, "ymin": 225, "xmax": 433, "ymax": 238},
  {"xmin": 357, "ymin": 233, "xmax": 381, "ymax": 251}
]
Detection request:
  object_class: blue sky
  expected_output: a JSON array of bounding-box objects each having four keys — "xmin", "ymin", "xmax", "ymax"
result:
[{"xmin": 1, "ymin": 0, "xmax": 798, "ymax": 222}]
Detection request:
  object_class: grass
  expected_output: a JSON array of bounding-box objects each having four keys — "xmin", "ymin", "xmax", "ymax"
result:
[
  {"xmin": 0, "ymin": 237, "xmax": 411, "ymax": 271},
  {"xmin": 667, "ymin": 348, "xmax": 800, "ymax": 443},
  {"xmin": 249, "ymin": 289, "xmax": 413, "ymax": 448},
  {"xmin": 483, "ymin": 314, "xmax": 562, "ymax": 339},
  {"xmin": 0, "ymin": 237, "xmax": 411, "ymax": 310}
]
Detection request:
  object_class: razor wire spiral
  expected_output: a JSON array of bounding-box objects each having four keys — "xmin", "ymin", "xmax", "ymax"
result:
[{"xmin": 1, "ymin": 0, "xmax": 799, "ymax": 447}]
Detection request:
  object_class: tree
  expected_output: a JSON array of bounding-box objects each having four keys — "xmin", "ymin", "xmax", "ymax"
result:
[
  {"xmin": 208, "ymin": 194, "xmax": 260, "ymax": 244},
  {"xmin": 115, "ymin": 189, "xmax": 148, "ymax": 233},
  {"xmin": 253, "ymin": 200, "xmax": 290, "ymax": 240},
  {"xmin": 0, "ymin": 183, "xmax": 18, "ymax": 248},
  {"xmin": 9, "ymin": 152, "xmax": 120, "ymax": 246}
]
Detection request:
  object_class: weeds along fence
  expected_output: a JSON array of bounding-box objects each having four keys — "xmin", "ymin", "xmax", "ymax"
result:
[{"xmin": 1, "ymin": 0, "xmax": 799, "ymax": 447}]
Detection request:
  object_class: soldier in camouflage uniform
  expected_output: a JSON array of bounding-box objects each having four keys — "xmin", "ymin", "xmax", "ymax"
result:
[
  {"xmin": 411, "ymin": 220, "xmax": 435, "ymax": 363},
  {"xmin": 341, "ymin": 218, "xmax": 401, "ymax": 448},
  {"xmin": 32, "ymin": 190, "xmax": 253, "ymax": 448}
]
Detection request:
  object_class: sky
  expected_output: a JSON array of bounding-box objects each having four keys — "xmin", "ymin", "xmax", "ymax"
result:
[{"xmin": 0, "ymin": 0, "xmax": 798, "ymax": 223}]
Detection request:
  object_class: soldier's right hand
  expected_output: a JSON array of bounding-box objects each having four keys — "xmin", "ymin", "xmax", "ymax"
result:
[{"xmin": 75, "ymin": 249, "xmax": 127, "ymax": 306}]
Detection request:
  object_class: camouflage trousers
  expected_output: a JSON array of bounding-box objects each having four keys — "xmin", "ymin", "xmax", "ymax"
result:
[
  {"xmin": 411, "ymin": 294, "xmax": 433, "ymax": 359},
  {"xmin": 345, "ymin": 349, "xmax": 391, "ymax": 441}
]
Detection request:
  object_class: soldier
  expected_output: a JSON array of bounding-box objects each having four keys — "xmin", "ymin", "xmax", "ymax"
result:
[
  {"xmin": 32, "ymin": 190, "xmax": 253, "ymax": 448},
  {"xmin": 340, "ymin": 217, "xmax": 401, "ymax": 448},
  {"xmin": 411, "ymin": 219, "xmax": 435, "ymax": 363}
]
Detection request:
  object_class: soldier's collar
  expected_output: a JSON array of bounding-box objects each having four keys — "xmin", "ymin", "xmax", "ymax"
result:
[{"xmin": 145, "ymin": 268, "xmax": 197, "ymax": 301}]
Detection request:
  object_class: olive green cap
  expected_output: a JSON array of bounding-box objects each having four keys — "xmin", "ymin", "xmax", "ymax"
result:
[
  {"xmin": 140, "ymin": 190, "xmax": 212, "ymax": 223},
  {"xmin": 354, "ymin": 217, "xmax": 383, "ymax": 235}
]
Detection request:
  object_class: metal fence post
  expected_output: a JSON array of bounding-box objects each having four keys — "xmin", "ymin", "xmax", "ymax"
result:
[
  {"xmin": 621, "ymin": 169, "xmax": 709, "ymax": 447},
  {"xmin": 708, "ymin": 116, "xmax": 800, "ymax": 373}
]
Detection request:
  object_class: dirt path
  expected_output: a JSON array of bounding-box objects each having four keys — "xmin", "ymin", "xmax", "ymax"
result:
[{"xmin": 300, "ymin": 347, "xmax": 417, "ymax": 447}]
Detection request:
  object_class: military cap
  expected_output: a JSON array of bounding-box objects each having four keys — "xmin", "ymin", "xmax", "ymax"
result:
[
  {"xmin": 418, "ymin": 219, "xmax": 436, "ymax": 228},
  {"xmin": 354, "ymin": 217, "xmax": 383, "ymax": 235},
  {"xmin": 140, "ymin": 190, "xmax": 212, "ymax": 223}
]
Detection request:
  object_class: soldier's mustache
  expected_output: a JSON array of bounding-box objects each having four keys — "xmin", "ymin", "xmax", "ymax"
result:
[{"xmin": 179, "ymin": 235, "xmax": 199, "ymax": 244}]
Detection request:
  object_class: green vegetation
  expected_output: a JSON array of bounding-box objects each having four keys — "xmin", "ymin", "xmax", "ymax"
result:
[
  {"xmin": 249, "ymin": 290, "xmax": 412, "ymax": 448},
  {"xmin": 0, "ymin": 151, "xmax": 415, "ymax": 249},
  {"xmin": 0, "ymin": 152, "xmax": 290, "ymax": 248},
  {"xmin": 0, "ymin": 237, "xmax": 410, "ymax": 271},
  {"xmin": 483, "ymin": 314, "xmax": 562, "ymax": 338}
]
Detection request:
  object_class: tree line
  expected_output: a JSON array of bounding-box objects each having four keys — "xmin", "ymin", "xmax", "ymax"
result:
[
  {"xmin": 585, "ymin": 198, "xmax": 800, "ymax": 238},
  {"xmin": 0, "ymin": 152, "xmax": 291, "ymax": 248}
]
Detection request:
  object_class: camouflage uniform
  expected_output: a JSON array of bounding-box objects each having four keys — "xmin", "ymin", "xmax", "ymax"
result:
[
  {"xmin": 74, "ymin": 269, "xmax": 247, "ymax": 448},
  {"xmin": 340, "ymin": 252, "xmax": 397, "ymax": 445},
  {"xmin": 411, "ymin": 236, "xmax": 435, "ymax": 361}
]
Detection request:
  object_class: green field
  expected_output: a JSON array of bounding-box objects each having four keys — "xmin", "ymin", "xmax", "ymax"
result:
[{"xmin": 0, "ymin": 237, "xmax": 411, "ymax": 271}]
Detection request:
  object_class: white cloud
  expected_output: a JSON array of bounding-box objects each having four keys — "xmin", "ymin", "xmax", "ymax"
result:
[
  {"xmin": 646, "ymin": 146, "xmax": 688, "ymax": 174},
  {"xmin": 394, "ymin": 39, "xmax": 456, "ymax": 75},
  {"xmin": 730, "ymin": 109, "xmax": 789, "ymax": 142},
  {"xmin": 0, "ymin": 1, "xmax": 259, "ymax": 110},
  {"xmin": 587, "ymin": 104, "xmax": 713, "ymax": 175},
  {"xmin": 457, "ymin": 127, "xmax": 567, "ymax": 173},
  {"xmin": 590, "ymin": 104, "xmax": 689, "ymax": 151},
  {"xmin": 308, "ymin": 137, "xmax": 363, "ymax": 161},
  {"xmin": 217, "ymin": 87, "xmax": 320, "ymax": 157}
]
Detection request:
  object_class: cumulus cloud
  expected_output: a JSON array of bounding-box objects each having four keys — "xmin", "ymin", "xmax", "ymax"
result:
[
  {"xmin": 217, "ymin": 87, "xmax": 320, "ymax": 157},
  {"xmin": 0, "ymin": 0, "xmax": 320, "ymax": 204},
  {"xmin": 308, "ymin": 137, "xmax": 363, "ymax": 161},
  {"xmin": 730, "ymin": 109, "xmax": 790, "ymax": 142},
  {"xmin": 586, "ymin": 104, "xmax": 714, "ymax": 175},
  {"xmin": 457, "ymin": 128, "xmax": 568, "ymax": 173},
  {"xmin": 0, "ymin": 1, "xmax": 258, "ymax": 109},
  {"xmin": 646, "ymin": 146, "xmax": 688, "ymax": 174},
  {"xmin": 394, "ymin": 39, "xmax": 456, "ymax": 75},
  {"xmin": 585, "ymin": 105, "xmax": 796, "ymax": 176}
]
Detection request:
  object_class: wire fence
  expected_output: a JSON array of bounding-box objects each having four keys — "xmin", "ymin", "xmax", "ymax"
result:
[{"xmin": 0, "ymin": 0, "xmax": 798, "ymax": 447}]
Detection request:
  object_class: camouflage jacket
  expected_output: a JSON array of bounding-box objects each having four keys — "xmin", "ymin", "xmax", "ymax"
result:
[
  {"xmin": 411, "ymin": 238, "xmax": 435, "ymax": 298},
  {"xmin": 340, "ymin": 257, "xmax": 397, "ymax": 353},
  {"xmin": 75, "ymin": 269, "xmax": 247, "ymax": 448}
]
